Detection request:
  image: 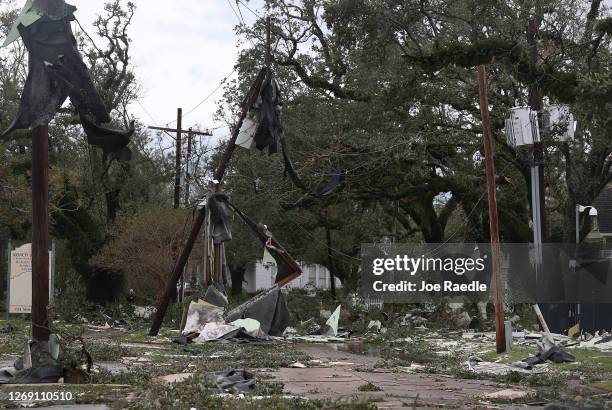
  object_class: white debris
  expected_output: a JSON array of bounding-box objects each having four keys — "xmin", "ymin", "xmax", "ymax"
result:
[{"xmin": 193, "ymin": 323, "xmax": 239, "ymax": 343}]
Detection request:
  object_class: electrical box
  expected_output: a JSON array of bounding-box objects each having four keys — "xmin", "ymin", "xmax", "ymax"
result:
[
  {"xmin": 543, "ymin": 105, "xmax": 575, "ymax": 142},
  {"xmin": 505, "ymin": 107, "xmax": 540, "ymax": 147}
]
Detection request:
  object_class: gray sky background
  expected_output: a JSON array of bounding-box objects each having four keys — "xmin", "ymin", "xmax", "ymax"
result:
[{"xmin": 74, "ymin": 0, "xmax": 264, "ymax": 135}]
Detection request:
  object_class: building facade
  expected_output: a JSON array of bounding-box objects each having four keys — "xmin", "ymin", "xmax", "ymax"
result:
[{"xmin": 243, "ymin": 260, "xmax": 342, "ymax": 293}]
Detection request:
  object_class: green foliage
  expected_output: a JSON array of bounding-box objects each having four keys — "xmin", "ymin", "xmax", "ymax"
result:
[{"xmin": 596, "ymin": 17, "xmax": 612, "ymax": 36}]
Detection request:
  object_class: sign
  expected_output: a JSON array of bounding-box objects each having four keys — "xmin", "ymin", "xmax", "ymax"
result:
[{"xmin": 8, "ymin": 243, "xmax": 52, "ymax": 314}]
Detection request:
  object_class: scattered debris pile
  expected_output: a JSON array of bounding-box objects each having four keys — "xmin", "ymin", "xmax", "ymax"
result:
[
  {"xmin": 174, "ymin": 286, "xmax": 290, "ymax": 345},
  {"xmin": 0, "ymin": 335, "xmax": 63, "ymax": 384}
]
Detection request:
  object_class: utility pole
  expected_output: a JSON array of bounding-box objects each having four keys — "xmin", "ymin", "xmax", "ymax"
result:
[
  {"xmin": 174, "ymin": 109, "xmax": 182, "ymax": 209},
  {"xmin": 325, "ymin": 226, "xmax": 336, "ymax": 299},
  {"xmin": 528, "ymin": 18, "xmax": 547, "ymax": 246},
  {"xmin": 478, "ymin": 65, "xmax": 506, "ymax": 354},
  {"xmin": 184, "ymin": 128, "xmax": 193, "ymax": 206},
  {"xmin": 149, "ymin": 17, "xmax": 272, "ymax": 336},
  {"xmin": 147, "ymin": 123, "xmax": 212, "ymax": 208},
  {"xmin": 31, "ymin": 125, "xmax": 50, "ymax": 343}
]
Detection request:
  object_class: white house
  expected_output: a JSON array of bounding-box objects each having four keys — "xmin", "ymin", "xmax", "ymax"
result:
[{"xmin": 243, "ymin": 260, "xmax": 342, "ymax": 293}]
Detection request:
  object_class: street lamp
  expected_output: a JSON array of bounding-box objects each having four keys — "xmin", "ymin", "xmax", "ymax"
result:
[{"xmin": 576, "ymin": 205, "xmax": 598, "ymax": 244}]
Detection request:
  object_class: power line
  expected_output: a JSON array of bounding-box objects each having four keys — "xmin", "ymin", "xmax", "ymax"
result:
[
  {"xmin": 236, "ymin": 0, "xmax": 262, "ymax": 18},
  {"xmin": 165, "ymin": 68, "xmax": 237, "ymax": 127}
]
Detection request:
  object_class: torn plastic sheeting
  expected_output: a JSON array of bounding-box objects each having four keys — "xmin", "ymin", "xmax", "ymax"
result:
[
  {"xmin": 207, "ymin": 190, "xmax": 232, "ymax": 244},
  {"xmin": 182, "ymin": 301, "xmax": 224, "ymax": 335},
  {"xmin": 225, "ymin": 287, "xmax": 289, "ymax": 336}
]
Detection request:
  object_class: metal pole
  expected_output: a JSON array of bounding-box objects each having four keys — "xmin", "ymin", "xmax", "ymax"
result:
[
  {"xmin": 6, "ymin": 239, "xmax": 11, "ymax": 320},
  {"xmin": 173, "ymin": 108, "xmax": 183, "ymax": 209},
  {"xmin": 478, "ymin": 65, "xmax": 506, "ymax": 354},
  {"xmin": 575, "ymin": 205, "xmax": 580, "ymax": 244},
  {"xmin": 528, "ymin": 18, "xmax": 547, "ymax": 243},
  {"xmin": 31, "ymin": 125, "xmax": 50, "ymax": 342}
]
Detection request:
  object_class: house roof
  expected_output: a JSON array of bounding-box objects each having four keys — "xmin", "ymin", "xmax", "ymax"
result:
[{"xmin": 593, "ymin": 185, "xmax": 612, "ymax": 234}]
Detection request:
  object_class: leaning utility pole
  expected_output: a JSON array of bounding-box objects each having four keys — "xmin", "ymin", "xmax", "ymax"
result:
[
  {"xmin": 32, "ymin": 125, "xmax": 50, "ymax": 343},
  {"xmin": 149, "ymin": 17, "xmax": 272, "ymax": 336},
  {"xmin": 478, "ymin": 65, "xmax": 506, "ymax": 354}
]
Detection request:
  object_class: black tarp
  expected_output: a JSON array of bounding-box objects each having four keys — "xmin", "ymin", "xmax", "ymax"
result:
[
  {"xmin": 1, "ymin": 1, "xmax": 132, "ymax": 161},
  {"xmin": 207, "ymin": 190, "xmax": 233, "ymax": 244},
  {"xmin": 253, "ymin": 77, "xmax": 281, "ymax": 154}
]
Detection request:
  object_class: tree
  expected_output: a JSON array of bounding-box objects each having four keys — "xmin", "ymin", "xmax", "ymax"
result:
[
  {"xmin": 213, "ymin": 0, "xmax": 611, "ymax": 289},
  {"xmin": 91, "ymin": 208, "xmax": 202, "ymax": 303}
]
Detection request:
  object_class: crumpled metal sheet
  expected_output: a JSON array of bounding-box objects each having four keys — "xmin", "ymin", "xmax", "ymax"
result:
[
  {"xmin": 224, "ymin": 287, "xmax": 289, "ymax": 336},
  {"xmin": 2, "ymin": 0, "xmax": 76, "ymax": 47},
  {"xmin": 1, "ymin": 1, "xmax": 132, "ymax": 161},
  {"xmin": 209, "ymin": 369, "xmax": 256, "ymax": 394}
]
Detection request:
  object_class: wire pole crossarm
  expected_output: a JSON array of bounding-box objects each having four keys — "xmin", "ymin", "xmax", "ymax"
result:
[
  {"xmin": 478, "ymin": 65, "xmax": 506, "ymax": 354},
  {"xmin": 148, "ymin": 126, "xmax": 213, "ymax": 137}
]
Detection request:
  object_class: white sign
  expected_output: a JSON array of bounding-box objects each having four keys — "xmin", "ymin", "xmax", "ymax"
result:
[{"xmin": 9, "ymin": 244, "xmax": 51, "ymax": 314}]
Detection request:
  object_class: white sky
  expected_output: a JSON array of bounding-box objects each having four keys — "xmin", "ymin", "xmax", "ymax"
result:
[{"xmin": 74, "ymin": 0, "xmax": 265, "ymax": 137}]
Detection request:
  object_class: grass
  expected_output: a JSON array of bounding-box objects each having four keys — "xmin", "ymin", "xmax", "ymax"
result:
[
  {"xmin": 590, "ymin": 380, "xmax": 612, "ymax": 392},
  {"xmin": 357, "ymin": 382, "xmax": 383, "ymax": 392},
  {"xmin": 0, "ymin": 318, "xmax": 30, "ymax": 356}
]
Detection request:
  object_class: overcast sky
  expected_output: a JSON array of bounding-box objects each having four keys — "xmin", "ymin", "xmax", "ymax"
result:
[{"xmin": 74, "ymin": 0, "xmax": 264, "ymax": 137}]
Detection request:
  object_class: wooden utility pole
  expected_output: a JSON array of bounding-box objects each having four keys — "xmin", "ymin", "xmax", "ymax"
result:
[
  {"xmin": 149, "ymin": 18, "xmax": 273, "ymax": 336},
  {"xmin": 184, "ymin": 128, "xmax": 193, "ymax": 206},
  {"xmin": 478, "ymin": 65, "xmax": 506, "ymax": 354},
  {"xmin": 147, "ymin": 124, "xmax": 212, "ymax": 207},
  {"xmin": 31, "ymin": 125, "xmax": 50, "ymax": 342},
  {"xmin": 174, "ymin": 109, "xmax": 182, "ymax": 209},
  {"xmin": 325, "ymin": 226, "xmax": 336, "ymax": 299}
]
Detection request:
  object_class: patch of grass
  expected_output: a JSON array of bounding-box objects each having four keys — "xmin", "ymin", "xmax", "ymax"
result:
[
  {"xmin": 0, "ymin": 318, "xmax": 30, "ymax": 356},
  {"xmin": 357, "ymin": 382, "xmax": 382, "ymax": 392},
  {"xmin": 589, "ymin": 380, "xmax": 612, "ymax": 392},
  {"xmin": 88, "ymin": 341, "xmax": 138, "ymax": 362}
]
